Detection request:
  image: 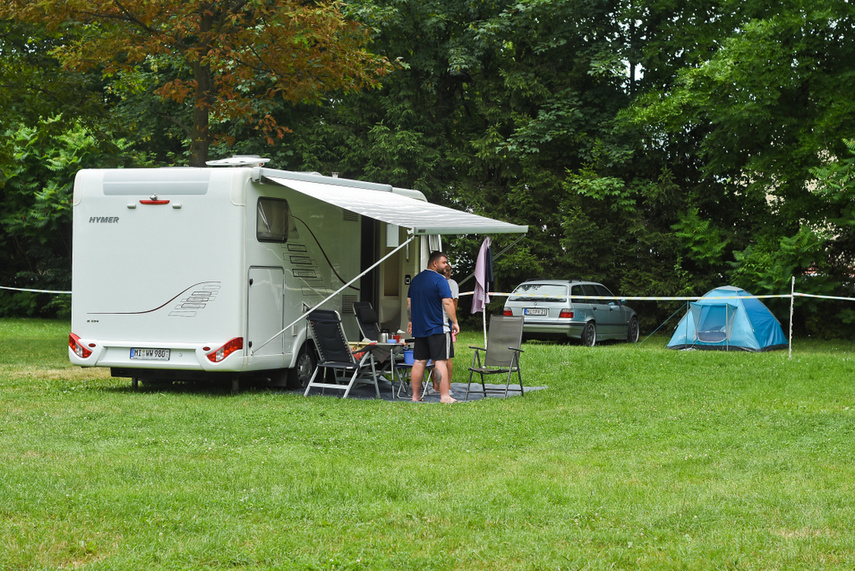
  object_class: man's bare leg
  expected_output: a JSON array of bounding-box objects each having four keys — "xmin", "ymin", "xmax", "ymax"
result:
[
  {"xmin": 411, "ymin": 360, "xmax": 428, "ymax": 402},
  {"xmin": 434, "ymin": 360, "xmax": 457, "ymax": 403},
  {"xmin": 432, "ymin": 352, "xmax": 454, "ymax": 392}
]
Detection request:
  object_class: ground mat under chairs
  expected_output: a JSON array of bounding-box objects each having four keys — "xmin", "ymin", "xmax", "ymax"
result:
[{"xmin": 302, "ymin": 380, "xmax": 545, "ymax": 402}]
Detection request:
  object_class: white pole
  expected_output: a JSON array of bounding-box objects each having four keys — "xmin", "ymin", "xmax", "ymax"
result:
[
  {"xmin": 788, "ymin": 275, "xmax": 795, "ymax": 360},
  {"xmin": 482, "ymin": 310, "xmax": 487, "ymax": 347}
]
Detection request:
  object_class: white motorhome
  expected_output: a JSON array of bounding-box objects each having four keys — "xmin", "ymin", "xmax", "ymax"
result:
[{"xmin": 69, "ymin": 157, "xmax": 526, "ymax": 389}]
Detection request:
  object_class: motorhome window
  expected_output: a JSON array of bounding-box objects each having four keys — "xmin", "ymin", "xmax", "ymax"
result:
[{"xmin": 257, "ymin": 198, "xmax": 290, "ymax": 242}]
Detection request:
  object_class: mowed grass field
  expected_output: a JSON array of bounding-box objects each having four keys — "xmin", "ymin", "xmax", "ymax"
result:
[{"xmin": 2, "ymin": 318, "xmax": 855, "ymax": 570}]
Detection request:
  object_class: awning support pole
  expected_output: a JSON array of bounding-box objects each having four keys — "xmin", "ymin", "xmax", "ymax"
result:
[{"xmin": 251, "ymin": 234, "xmax": 417, "ymax": 356}]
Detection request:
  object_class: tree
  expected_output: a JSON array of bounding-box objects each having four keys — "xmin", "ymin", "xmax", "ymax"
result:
[
  {"xmin": 0, "ymin": 0, "xmax": 391, "ymax": 165},
  {"xmin": 0, "ymin": 20, "xmax": 106, "ymax": 133},
  {"xmin": 297, "ymin": 0, "xmax": 641, "ymax": 289},
  {"xmin": 621, "ymin": 0, "xmax": 855, "ymax": 333},
  {"xmin": 250, "ymin": 0, "xmax": 694, "ymax": 322}
]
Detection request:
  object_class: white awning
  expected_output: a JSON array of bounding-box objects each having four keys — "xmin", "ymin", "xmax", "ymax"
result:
[{"xmin": 264, "ymin": 175, "xmax": 528, "ymax": 235}]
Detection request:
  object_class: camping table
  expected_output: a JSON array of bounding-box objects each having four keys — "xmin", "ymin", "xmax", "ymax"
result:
[{"xmin": 349, "ymin": 342, "xmax": 408, "ymax": 398}]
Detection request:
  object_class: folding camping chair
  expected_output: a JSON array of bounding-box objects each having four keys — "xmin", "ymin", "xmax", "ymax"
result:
[
  {"xmin": 303, "ymin": 309, "xmax": 380, "ymax": 399},
  {"xmin": 466, "ymin": 315, "xmax": 525, "ymax": 399},
  {"xmin": 352, "ymin": 300, "xmax": 400, "ymax": 396},
  {"xmin": 353, "ymin": 301, "xmax": 382, "ymax": 341}
]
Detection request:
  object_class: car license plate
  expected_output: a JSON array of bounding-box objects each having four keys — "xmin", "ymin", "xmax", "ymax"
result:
[
  {"xmin": 130, "ymin": 348, "xmax": 171, "ymax": 361},
  {"xmin": 525, "ymin": 308, "xmax": 547, "ymax": 316}
]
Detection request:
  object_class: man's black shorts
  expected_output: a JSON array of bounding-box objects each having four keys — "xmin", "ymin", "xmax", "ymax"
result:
[{"xmin": 413, "ymin": 332, "xmax": 454, "ymax": 362}]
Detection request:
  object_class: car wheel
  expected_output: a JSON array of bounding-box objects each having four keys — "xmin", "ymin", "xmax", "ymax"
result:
[
  {"xmin": 287, "ymin": 345, "xmax": 317, "ymax": 389},
  {"xmin": 627, "ymin": 317, "xmax": 640, "ymax": 343},
  {"xmin": 582, "ymin": 321, "xmax": 597, "ymax": 347}
]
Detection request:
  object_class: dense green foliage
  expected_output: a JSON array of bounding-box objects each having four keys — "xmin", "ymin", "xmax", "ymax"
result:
[{"xmin": 1, "ymin": 0, "xmax": 854, "ymax": 334}]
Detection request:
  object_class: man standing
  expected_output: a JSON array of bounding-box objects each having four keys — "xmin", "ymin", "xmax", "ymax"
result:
[
  {"xmin": 407, "ymin": 251, "xmax": 460, "ymax": 403},
  {"xmin": 443, "ymin": 265, "xmax": 459, "ymax": 388}
]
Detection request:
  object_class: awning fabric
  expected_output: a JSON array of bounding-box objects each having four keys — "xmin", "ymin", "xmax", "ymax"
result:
[{"xmin": 264, "ymin": 175, "xmax": 528, "ymax": 236}]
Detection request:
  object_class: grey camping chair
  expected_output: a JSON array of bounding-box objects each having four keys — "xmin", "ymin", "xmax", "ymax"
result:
[
  {"xmin": 352, "ymin": 301, "xmax": 382, "ymax": 341},
  {"xmin": 466, "ymin": 315, "xmax": 525, "ymax": 399},
  {"xmin": 303, "ymin": 309, "xmax": 380, "ymax": 399}
]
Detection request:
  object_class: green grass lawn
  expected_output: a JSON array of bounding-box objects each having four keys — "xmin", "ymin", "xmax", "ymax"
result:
[{"xmin": 2, "ymin": 318, "xmax": 855, "ymax": 570}]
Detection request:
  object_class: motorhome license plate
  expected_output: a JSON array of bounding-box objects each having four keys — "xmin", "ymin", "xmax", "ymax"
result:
[
  {"xmin": 130, "ymin": 348, "xmax": 170, "ymax": 361},
  {"xmin": 525, "ymin": 308, "xmax": 547, "ymax": 316}
]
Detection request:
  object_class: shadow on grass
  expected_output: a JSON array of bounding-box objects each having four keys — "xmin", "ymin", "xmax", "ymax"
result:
[
  {"xmin": 99, "ymin": 376, "xmax": 546, "ymax": 403},
  {"xmin": 99, "ymin": 377, "xmax": 300, "ymax": 397}
]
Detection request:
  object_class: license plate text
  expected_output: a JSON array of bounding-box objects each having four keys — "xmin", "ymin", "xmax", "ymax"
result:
[{"xmin": 130, "ymin": 348, "xmax": 171, "ymax": 361}]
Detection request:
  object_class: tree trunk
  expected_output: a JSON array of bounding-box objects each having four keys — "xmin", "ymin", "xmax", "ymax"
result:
[
  {"xmin": 189, "ymin": 60, "xmax": 212, "ymax": 167},
  {"xmin": 188, "ymin": 10, "xmax": 215, "ymax": 167}
]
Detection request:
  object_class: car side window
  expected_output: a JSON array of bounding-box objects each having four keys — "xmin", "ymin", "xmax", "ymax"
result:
[
  {"xmin": 595, "ymin": 284, "xmax": 615, "ymax": 304},
  {"xmin": 580, "ymin": 284, "xmax": 598, "ymax": 301}
]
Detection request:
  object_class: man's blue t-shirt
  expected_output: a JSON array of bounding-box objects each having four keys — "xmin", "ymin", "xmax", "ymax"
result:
[{"xmin": 408, "ymin": 269, "xmax": 453, "ymax": 338}]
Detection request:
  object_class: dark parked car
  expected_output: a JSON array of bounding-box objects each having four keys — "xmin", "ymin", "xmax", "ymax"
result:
[{"xmin": 503, "ymin": 280, "xmax": 639, "ymax": 346}]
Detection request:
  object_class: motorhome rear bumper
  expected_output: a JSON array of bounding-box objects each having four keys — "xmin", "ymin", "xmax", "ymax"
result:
[{"xmin": 69, "ymin": 341, "xmax": 292, "ymax": 372}]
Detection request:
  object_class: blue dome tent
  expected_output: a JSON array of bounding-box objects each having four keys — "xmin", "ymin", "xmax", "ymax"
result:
[{"xmin": 667, "ymin": 286, "xmax": 788, "ymax": 352}]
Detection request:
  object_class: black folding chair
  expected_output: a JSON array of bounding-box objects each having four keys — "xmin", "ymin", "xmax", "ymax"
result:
[
  {"xmin": 303, "ymin": 309, "xmax": 380, "ymax": 399},
  {"xmin": 466, "ymin": 315, "xmax": 525, "ymax": 399},
  {"xmin": 352, "ymin": 301, "xmax": 382, "ymax": 341}
]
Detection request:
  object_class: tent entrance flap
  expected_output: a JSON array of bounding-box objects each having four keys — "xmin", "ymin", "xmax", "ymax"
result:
[
  {"xmin": 263, "ymin": 175, "xmax": 528, "ymax": 236},
  {"xmin": 690, "ymin": 302, "xmax": 737, "ymax": 343}
]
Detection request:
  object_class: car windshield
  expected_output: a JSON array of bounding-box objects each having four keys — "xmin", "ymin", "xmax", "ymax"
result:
[{"xmin": 510, "ymin": 283, "xmax": 568, "ymax": 302}]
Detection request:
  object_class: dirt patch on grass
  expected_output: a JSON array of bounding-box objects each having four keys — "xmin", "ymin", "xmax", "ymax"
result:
[{"xmin": 4, "ymin": 366, "xmax": 112, "ymax": 383}]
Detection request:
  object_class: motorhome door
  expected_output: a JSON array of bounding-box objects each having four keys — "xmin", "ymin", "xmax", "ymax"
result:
[{"xmin": 247, "ymin": 267, "xmax": 285, "ymax": 355}]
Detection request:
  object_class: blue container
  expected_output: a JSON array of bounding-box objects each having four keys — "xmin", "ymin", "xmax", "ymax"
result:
[{"xmin": 402, "ymin": 348, "xmax": 431, "ymax": 366}]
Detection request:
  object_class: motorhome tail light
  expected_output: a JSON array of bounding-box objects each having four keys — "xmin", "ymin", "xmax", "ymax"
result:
[
  {"xmin": 68, "ymin": 333, "xmax": 92, "ymax": 359},
  {"xmin": 206, "ymin": 337, "xmax": 243, "ymax": 363},
  {"xmin": 559, "ymin": 309, "xmax": 574, "ymax": 319},
  {"xmin": 503, "ymin": 310, "xmax": 513, "ymax": 316},
  {"xmin": 139, "ymin": 199, "xmax": 170, "ymax": 205}
]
